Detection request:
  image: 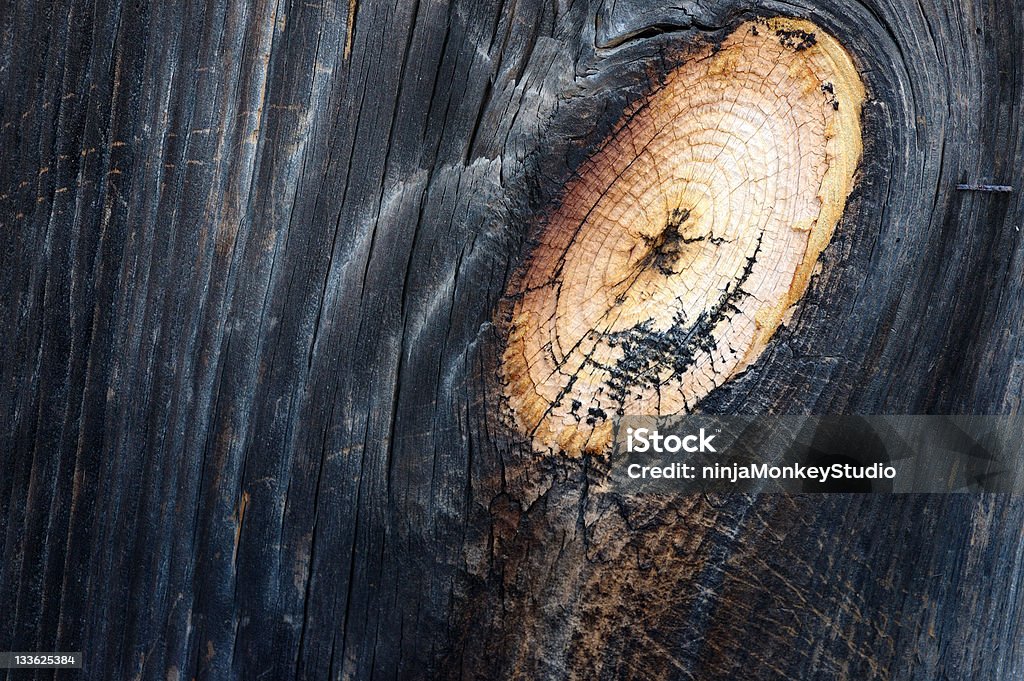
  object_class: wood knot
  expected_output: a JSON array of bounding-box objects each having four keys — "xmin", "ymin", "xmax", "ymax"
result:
[
  {"xmin": 499, "ymin": 18, "xmax": 865, "ymax": 455},
  {"xmin": 637, "ymin": 208, "xmax": 704, "ymax": 276}
]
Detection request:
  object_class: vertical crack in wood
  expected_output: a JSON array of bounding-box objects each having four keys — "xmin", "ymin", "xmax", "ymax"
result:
[{"xmin": 345, "ymin": 0, "xmax": 358, "ymax": 60}]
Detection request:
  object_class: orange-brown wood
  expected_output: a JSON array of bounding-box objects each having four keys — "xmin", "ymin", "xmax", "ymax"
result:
[{"xmin": 501, "ymin": 19, "xmax": 865, "ymax": 454}]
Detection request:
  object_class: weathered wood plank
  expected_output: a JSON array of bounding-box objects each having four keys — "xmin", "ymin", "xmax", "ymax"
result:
[{"xmin": 1, "ymin": 0, "xmax": 1023, "ymax": 678}]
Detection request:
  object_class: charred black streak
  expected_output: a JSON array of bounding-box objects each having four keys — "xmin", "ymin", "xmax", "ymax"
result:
[
  {"xmin": 635, "ymin": 207, "xmax": 725, "ymax": 276},
  {"xmin": 637, "ymin": 207, "xmax": 691, "ymax": 275},
  {"xmin": 821, "ymin": 82, "xmax": 840, "ymax": 110},
  {"xmin": 598, "ymin": 232, "xmax": 766, "ymax": 415},
  {"xmin": 528, "ymin": 366, "xmax": 581, "ymax": 438},
  {"xmin": 776, "ymin": 28, "xmax": 816, "ymax": 51}
]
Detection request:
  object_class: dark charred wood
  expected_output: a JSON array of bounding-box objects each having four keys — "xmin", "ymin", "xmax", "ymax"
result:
[{"xmin": 1, "ymin": 0, "xmax": 1023, "ymax": 679}]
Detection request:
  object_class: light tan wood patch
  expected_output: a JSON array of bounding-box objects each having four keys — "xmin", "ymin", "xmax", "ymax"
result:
[{"xmin": 501, "ymin": 18, "xmax": 864, "ymax": 454}]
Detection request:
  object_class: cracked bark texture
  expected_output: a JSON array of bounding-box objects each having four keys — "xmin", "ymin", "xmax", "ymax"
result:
[{"xmin": 1, "ymin": 0, "xmax": 1023, "ymax": 680}]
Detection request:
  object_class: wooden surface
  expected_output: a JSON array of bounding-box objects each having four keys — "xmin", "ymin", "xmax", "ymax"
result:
[
  {"xmin": 499, "ymin": 17, "xmax": 866, "ymax": 454},
  {"xmin": 1, "ymin": 0, "xmax": 1023, "ymax": 678}
]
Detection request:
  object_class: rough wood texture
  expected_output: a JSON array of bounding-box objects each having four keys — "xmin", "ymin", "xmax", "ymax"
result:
[
  {"xmin": 1, "ymin": 0, "xmax": 1023, "ymax": 679},
  {"xmin": 500, "ymin": 18, "xmax": 865, "ymax": 454}
]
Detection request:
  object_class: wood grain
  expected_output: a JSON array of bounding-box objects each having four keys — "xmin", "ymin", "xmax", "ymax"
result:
[
  {"xmin": 500, "ymin": 18, "xmax": 865, "ymax": 454},
  {"xmin": 1, "ymin": 0, "xmax": 1023, "ymax": 678}
]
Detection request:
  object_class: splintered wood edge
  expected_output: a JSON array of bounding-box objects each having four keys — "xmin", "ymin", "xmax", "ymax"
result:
[{"xmin": 500, "ymin": 18, "xmax": 865, "ymax": 455}]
